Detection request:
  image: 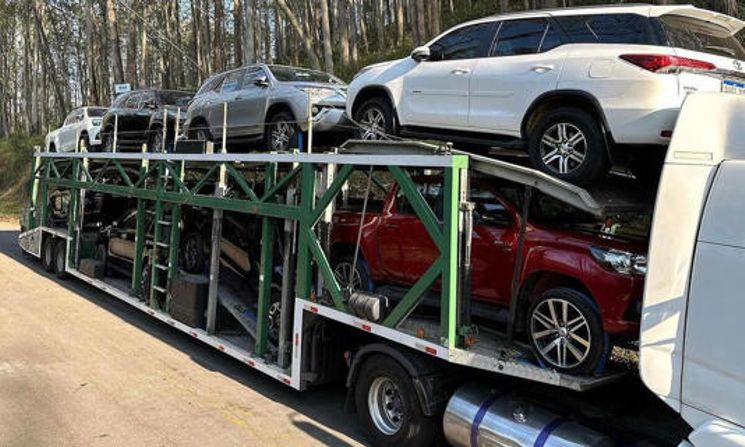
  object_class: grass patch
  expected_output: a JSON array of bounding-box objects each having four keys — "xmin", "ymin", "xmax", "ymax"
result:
[{"xmin": 0, "ymin": 134, "xmax": 41, "ymax": 219}]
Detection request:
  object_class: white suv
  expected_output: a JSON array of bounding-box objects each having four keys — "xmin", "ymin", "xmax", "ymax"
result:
[
  {"xmin": 45, "ymin": 106, "xmax": 107, "ymax": 152},
  {"xmin": 347, "ymin": 4, "xmax": 745, "ymax": 183}
]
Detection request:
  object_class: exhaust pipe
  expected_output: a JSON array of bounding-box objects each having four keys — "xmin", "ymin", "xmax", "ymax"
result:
[{"xmin": 444, "ymin": 384, "xmax": 613, "ymax": 447}]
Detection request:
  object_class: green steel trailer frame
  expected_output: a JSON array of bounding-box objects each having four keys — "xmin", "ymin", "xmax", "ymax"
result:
[{"xmin": 18, "ymin": 145, "xmax": 618, "ymax": 398}]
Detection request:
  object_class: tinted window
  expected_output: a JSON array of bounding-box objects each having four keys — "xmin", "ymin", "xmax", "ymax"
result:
[
  {"xmin": 493, "ymin": 19, "xmax": 548, "ymax": 56},
  {"xmin": 660, "ymin": 15, "xmax": 745, "ymax": 60},
  {"xmin": 63, "ymin": 111, "xmax": 77, "ymax": 125},
  {"xmin": 221, "ymin": 70, "xmax": 244, "ymax": 94},
  {"xmin": 540, "ymin": 24, "xmax": 563, "ymax": 52},
  {"xmin": 124, "ymin": 93, "xmax": 141, "ymax": 108},
  {"xmin": 243, "ymin": 67, "xmax": 266, "ymax": 88},
  {"xmin": 87, "ymin": 107, "xmax": 107, "ymax": 117},
  {"xmin": 140, "ymin": 92, "xmax": 156, "ymax": 109},
  {"xmin": 430, "ymin": 22, "xmax": 497, "ymax": 61},
  {"xmin": 471, "ymin": 188, "xmax": 512, "ymax": 228},
  {"xmin": 196, "ymin": 75, "xmax": 225, "ymax": 96},
  {"xmin": 112, "ymin": 93, "xmax": 128, "ymax": 108},
  {"xmin": 556, "ymin": 14, "xmax": 662, "ymax": 45},
  {"xmin": 396, "ymin": 182, "xmax": 444, "ymax": 220},
  {"xmin": 159, "ymin": 91, "xmax": 193, "ymax": 107},
  {"xmin": 269, "ymin": 66, "xmax": 343, "ymax": 84}
]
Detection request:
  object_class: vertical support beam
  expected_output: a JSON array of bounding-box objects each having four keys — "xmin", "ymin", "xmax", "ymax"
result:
[
  {"xmin": 66, "ymin": 158, "xmax": 81, "ymax": 268},
  {"xmin": 131, "ymin": 144, "xmax": 149, "ymax": 295},
  {"xmin": 167, "ymin": 162, "xmax": 183, "ymax": 279},
  {"xmin": 29, "ymin": 154, "xmax": 41, "ymax": 228},
  {"xmin": 38, "ymin": 159, "xmax": 51, "ymax": 229},
  {"xmin": 256, "ymin": 162, "xmax": 277, "ymax": 356},
  {"xmin": 206, "ymin": 145, "xmax": 227, "ymax": 334},
  {"xmin": 295, "ymin": 162, "xmax": 316, "ymax": 300},
  {"xmin": 441, "ymin": 155, "xmax": 468, "ymax": 349},
  {"xmin": 278, "ymin": 187, "xmax": 297, "ymax": 368}
]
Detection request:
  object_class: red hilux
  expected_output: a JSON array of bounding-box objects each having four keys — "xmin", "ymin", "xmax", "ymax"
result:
[{"xmin": 330, "ymin": 175, "xmax": 647, "ymax": 374}]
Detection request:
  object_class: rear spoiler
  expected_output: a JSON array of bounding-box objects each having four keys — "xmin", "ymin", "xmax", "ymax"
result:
[
  {"xmin": 659, "ymin": 6, "xmax": 745, "ymax": 35},
  {"xmin": 339, "ymin": 140, "xmax": 639, "ymax": 217}
]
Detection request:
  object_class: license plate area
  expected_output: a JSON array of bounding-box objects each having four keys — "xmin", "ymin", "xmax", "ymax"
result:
[{"xmin": 722, "ymin": 79, "xmax": 745, "ymax": 94}]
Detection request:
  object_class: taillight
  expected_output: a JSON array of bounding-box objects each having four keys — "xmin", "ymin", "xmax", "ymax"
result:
[{"xmin": 620, "ymin": 54, "xmax": 716, "ymax": 73}]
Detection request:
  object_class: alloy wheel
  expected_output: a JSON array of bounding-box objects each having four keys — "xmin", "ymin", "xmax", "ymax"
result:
[
  {"xmin": 359, "ymin": 108, "xmax": 386, "ymax": 140},
  {"xmin": 368, "ymin": 376, "xmax": 404, "ymax": 436},
  {"xmin": 79, "ymin": 137, "xmax": 88, "ymax": 153},
  {"xmin": 182, "ymin": 236, "xmax": 201, "ymax": 272},
  {"xmin": 270, "ymin": 121, "xmax": 292, "ymax": 151},
  {"xmin": 539, "ymin": 122, "xmax": 587, "ymax": 175},
  {"xmin": 333, "ymin": 261, "xmax": 363, "ymax": 291},
  {"xmin": 530, "ymin": 297, "xmax": 592, "ymax": 370}
]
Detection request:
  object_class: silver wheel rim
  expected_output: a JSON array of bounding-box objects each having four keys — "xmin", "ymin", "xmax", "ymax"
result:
[
  {"xmin": 271, "ymin": 121, "xmax": 292, "ymax": 151},
  {"xmin": 539, "ymin": 123, "xmax": 587, "ymax": 175},
  {"xmin": 268, "ymin": 301, "xmax": 280, "ymax": 339},
  {"xmin": 333, "ymin": 261, "xmax": 363, "ymax": 291},
  {"xmin": 183, "ymin": 237, "xmax": 200, "ymax": 271},
  {"xmin": 530, "ymin": 298, "xmax": 592, "ymax": 369},
  {"xmin": 45, "ymin": 241, "xmax": 54, "ymax": 266},
  {"xmin": 195, "ymin": 129, "xmax": 208, "ymax": 141},
  {"xmin": 359, "ymin": 108, "xmax": 386, "ymax": 140},
  {"xmin": 152, "ymin": 133, "xmax": 163, "ymax": 153},
  {"xmin": 368, "ymin": 376, "xmax": 404, "ymax": 435}
]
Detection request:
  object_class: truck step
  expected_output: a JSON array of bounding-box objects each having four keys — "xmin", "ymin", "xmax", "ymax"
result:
[
  {"xmin": 152, "ymin": 285, "xmax": 167, "ymax": 294},
  {"xmin": 155, "ymin": 241, "xmax": 170, "ymax": 248},
  {"xmin": 157, "ymin": 220, "xmax": 172, "ymax": 226},
  {"xmin": 154, "ymin": 264, "xmax": 168, "ymax": 271}
]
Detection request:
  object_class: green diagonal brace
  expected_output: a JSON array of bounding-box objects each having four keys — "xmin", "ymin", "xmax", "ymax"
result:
[
  {"xmin": 113, "ymin": 160, "xmax": 134, "ymax": 187},
  {"xmin": 382, "ymin": 258, "xmax": 443, "ymax": 327},
  {"xmin": 190, "ymin": 164, "xmax": 219, "ymax": 194},
  {"xmin": 225, "ymin": 163, "xmax": 259, "ymax": 201},
  {"xmin": 389, "ymin": 166, "xmax": 444, "ymax": 252},
  {"xmin": 306, "ymin": 228, "xmax": 346, "ymax": 311},
  {"xmin": 261, "ymin": 166, "xmax": 301, "ymax": 202},
  {"xmin": 310, "ymin": 164, "xmax": 353, "ymax": 226}
]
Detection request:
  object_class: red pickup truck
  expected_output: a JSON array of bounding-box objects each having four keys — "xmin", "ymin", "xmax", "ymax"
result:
[{"xmin": 330, "ymin": 175, "xmax": 647, "ymax": 374}]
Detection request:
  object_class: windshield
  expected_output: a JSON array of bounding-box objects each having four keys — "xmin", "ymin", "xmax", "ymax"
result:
[
  {"xmin": 158, "ymin": 91, "xmax": 193, "ymax": 107},
  {"xmin": 660, "ymin": 14, "xmax": 745, "ymax": 60},
  {"xmin": 87, "ymin": 107, "xmax": 107, "ymax": 117},
  {"xmin": 268, "ymin": 66, "xmax": 344, "ymax": 85}
]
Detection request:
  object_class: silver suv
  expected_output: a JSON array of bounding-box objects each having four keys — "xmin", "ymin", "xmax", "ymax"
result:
[{"xmin": 184, "ymin": 64, "xmax": 348, "ymax": 151}]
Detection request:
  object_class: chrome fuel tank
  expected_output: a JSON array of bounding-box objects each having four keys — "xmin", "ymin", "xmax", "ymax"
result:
[{"xmin": 443, "ymin": 384, "xmax": 614, "ymax": 447}]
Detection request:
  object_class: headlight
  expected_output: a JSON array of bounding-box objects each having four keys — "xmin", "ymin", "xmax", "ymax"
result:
[
  {"xmin": 92, "ymin": 119, "xmax": 102, "ymax": 126},
  {"xmin": 295, "ymin": 87, "xmax": 333, "ymax": 103},
  {"xmin": 590, "ymin": 246, "xmax": 647, "ymax": 275}
]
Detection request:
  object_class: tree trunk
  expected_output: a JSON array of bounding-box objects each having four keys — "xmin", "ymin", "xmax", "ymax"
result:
[
  {"xmin": 396, "ymin": 0, "xmax": 404, "ymax": 45},
  {"xmin": 275, "ymin": 0, "xmax": 322, "ymax": 69},
  {"xmin": 214, "ymin": 0, "xmax": 226, "ymax": 71},
  {"xmin": 234, "ymin": 0, "xmax": 244, "ymax": 66},
  {"xmin": 106, "ymin": 0, "xmax": 125, "ymax": 85},
  {"xmin": 319, "ymin": 0, "xmax": 334, "ymax": 72},
  {"xmin": 375, "ymin": 0, "xmax": 385, "ymax": 50},
  {"xmin": 126, "ymin": 0, "xmax": 139, "ymax": 86},
  {"xmin": 339, "ymin": 0, "xmax": 350, "ymax": 66}
]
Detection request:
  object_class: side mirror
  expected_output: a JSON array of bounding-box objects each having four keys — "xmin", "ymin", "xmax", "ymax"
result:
[
  {"xmin": 411, "ymin": 46, "xmax": 431, "ymax": 62},
  {"xmin": 254, "ymin": 76, "xmax": 270, "ymax": 88}
]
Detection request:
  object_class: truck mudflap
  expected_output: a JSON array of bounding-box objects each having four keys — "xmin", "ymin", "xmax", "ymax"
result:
[{"xmin": 444, "ymin": 383, "xmax": 613, "ymax": 447}]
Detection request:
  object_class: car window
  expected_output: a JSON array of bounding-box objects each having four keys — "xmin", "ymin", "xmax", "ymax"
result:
[
  {"xmin": 124, "ymin": 93, "xmax": 142, "ymax": 109},
  {"xmin": 429, "ymin": 21, "xmax": 497, "ymax": 61},
  {"xmin": 63, "ymin": 111, "xmax": 77, "ymax": 126},
  {"xmin": 396, "ymin": 181, "xmax": 444, "ymax": 220},
  {"xmin": 556, "ymin": 14, "xmax": 663, "ymax": 45},
  {"xmin": 493, "ymin": 19, "xmax": 550, "ymax": 57},
  {"xmin": 75, "ymin": 109, "xmax": 85, "ymax": 121},
  {"xmin": 659, "ymin": 15, "xmax": 745, "ymax": 60},
  {"xmin": 140, "ymin": 92, "xmax": 157, "ymax": 109},
  {"xmin": 196, "ymin": 75, "xmax": 225, "ymax": 96},
  {"xmin": 221, "ymin": 70, "xmax": 245, "ymax": 94},
  {"xmin": 268, "ymin": 65, "xmax": 344, "ymax": 84},
  {"xmin": 471, "ymin": 187, "xmax": 513, "ymax": 228},
  {"xmin": 87, "ymin": 107, "xmax": 107, "ymax": 117},
  {"xmin": 540, "ymin": 24, "xmax": 563, "ymax": 52},
  {"xmin": 242, "ymin": 67, "xmax": 266, "ymax": 89}
]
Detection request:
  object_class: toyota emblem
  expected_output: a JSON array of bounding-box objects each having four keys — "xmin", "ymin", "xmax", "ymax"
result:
[{"xmin": 735, "ymin": 60, "xmax": 743, "ymax": 70}]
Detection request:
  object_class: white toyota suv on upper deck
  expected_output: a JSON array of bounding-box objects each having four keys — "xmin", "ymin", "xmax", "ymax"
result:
[
  {"xmin": 45, "ymin": 106, "xmax": 107, "ymax": 153},
  {"xmin": 347, "ymin": 4, "xmax": 745, "ymax": 183}
]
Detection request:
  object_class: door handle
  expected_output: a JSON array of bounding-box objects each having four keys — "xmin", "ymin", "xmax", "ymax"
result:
[
  {"xmin": 451, "ymin": 68, "xmax": 471, "ymax": 75},
  {"xmin": 493, "ymin": 240, "xmax": 512, "ymax": 251},
  {"xmin": 531, "ymin": 64, "xmax": 555, "ymax": 73}
]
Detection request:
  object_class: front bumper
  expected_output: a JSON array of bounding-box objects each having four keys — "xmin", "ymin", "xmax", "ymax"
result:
[
  {"xmin": 307, "ymin": 106, "xmax": 350, "ymax": 133},
  {"xmin": 89, "ymin": 128, "xmax": 102, "ymax": 146}
]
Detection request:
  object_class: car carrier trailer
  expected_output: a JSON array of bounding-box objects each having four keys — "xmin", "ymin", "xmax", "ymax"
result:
[{"xmin": 16, "ymin": 93, "xmax": 745, "ymax": 446}]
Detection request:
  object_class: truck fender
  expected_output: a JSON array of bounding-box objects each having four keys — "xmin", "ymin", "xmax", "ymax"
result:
[{"xmin": 343, "ymin": 343, "xmax": 457, "ymax": 417}]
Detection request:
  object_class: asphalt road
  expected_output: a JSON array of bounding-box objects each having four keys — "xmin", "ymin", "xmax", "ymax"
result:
[{"xmin": 0, "ymin": 222, "xmax": 366, "ymax": 447}]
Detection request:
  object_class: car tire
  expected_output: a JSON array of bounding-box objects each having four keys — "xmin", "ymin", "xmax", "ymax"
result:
[
  {"xmin": 189, "ymin": 121, "xmax": 213, "ymax": 142},
  {"xmin": 354, "ymin": 354, "xmax": 438, "ymax": 447},
  {"xmin": 354, "ymin": 97, "xmax": 395, "ymax": 141},
  {"xmin": 42, "ymin": 236, "xmax": 55, "ymax": 273},
  {"xmin": 149, "ymin": 127, "xmax": 165, "ymax": 153},
  {"xmin": 140, "ymin": 260, "xmax": 152, "ymax": 304},
  {"xmin": 180, "ymin": 231, "xmax": 206, "ymax": 274},
  {"xmin": 265, "ymin": 111, "xmax": 298, "ymax": 152},
  {"xmin": 54, "ymin": 239, "xmax": 69, "ymax": 279},
  {"xmin": 528, "ymin": 107, "xmax": 607, "ymax": 185},
  {"xmin": 79, "ymin": 134, "xmax": 90, "ymax": 153},
  {"xmin": 527, "ymin": 287, "xmax": 607, "ymax": 375},
  {"xmin": 48, "ymin": 143, "xmax": 57, "ymax": 153},
  {"xmin": 333, "ymin": 255, "xmax": 372, "ymax": 292},
  {"xmin": 101, "ymin": 130, "xmax": 114, "ymax": 152}
]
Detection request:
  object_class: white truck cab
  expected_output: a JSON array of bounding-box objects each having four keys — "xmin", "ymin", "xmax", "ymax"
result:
[{"xmin": 642, "ymin": 92, "xmax": 745, "ymax": 446}]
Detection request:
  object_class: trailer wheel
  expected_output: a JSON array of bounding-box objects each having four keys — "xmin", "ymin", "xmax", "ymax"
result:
[
  {"xmin": 42, "ymin": 236, "xmax": 55, "ymax": 273},
  {"xmin": 354, "ymin": 355, "xmax": 437, "ymax": 447},
  {"xmin": 180, "ymin": 231, "xmax": 206, "ymax": 273},
  {"xmin": 54, "ymin": 239, "xmax": 69, "ymax": 279},
  {"xmin": 527, "ymin": 287, "xmax": 606, "ymax": 375},
  {"xmin": 333, "ymin": 256, "xmax": 372, "ymax": 292}
]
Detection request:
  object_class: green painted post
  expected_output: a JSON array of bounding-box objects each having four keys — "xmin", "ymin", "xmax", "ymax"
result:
[
  {"xmin": 39, "ymin": 159, "xmax": 51, "ymax": 228},
  {"xmin": 295, "ymin": 162, "xmax": 316, "ymax": 300},
  {"xmin": 256, "ymin": 162, "xmax": 277, "ymax": 356},
  {"xmin": 29, "ymin": 155, "xmax": 41, "ymax": 229},
  {"xmin": 132, "ymin": 149, "xmax": 150, "ymax": 296},
  {"xmin": 441, "ymin": 155, "xmax": 468, "ymax": 348},
  {"xmin": 66, "ymin": 158, "xmax": 80, "ymax": 268},
  {"xmin": 150, "ymin": 162, "xmax": 165, "ymax": 309},
  {"xmin": 167, "ymin": 162, "xmax": 183, "ymax": 280}
]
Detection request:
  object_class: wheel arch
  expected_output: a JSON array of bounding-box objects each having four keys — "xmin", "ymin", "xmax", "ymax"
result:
[
  {"xmin": 350, "ymin": 86, "xmax": 399, "ymax": 125},
  {"xmin": 517, "ymin": 270, "xmax": 597, "ymax": 332},
  {"xmin": 521, "ymin": 90, "xmax": 613, "ymax": 144}
]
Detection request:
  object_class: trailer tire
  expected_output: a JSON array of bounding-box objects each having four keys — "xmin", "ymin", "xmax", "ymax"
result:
[
  {"xmin": 54, "ymin": 239, "xmax": 69, "ymax": 279},
  {"xmin": 42, "ymin": 236, "xmax": 55, "ymax": 273},
  {"xmin": 354, "ymin": 354, "xmax": 438, "ymax": 447},
  {"xmin": 180, "ymin": 231, "xmax": 206, "ymax": 274}
]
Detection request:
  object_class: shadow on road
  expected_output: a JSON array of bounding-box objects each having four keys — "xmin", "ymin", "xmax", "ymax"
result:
[{"xmin": 1, "ymin": 227, "xmax": 366, "ymax": 447}]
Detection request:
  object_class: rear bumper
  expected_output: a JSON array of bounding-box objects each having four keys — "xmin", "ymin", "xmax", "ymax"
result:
[{"xmin": 300, "ymin": 106, "xmax": 350, "ymax": 133}]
